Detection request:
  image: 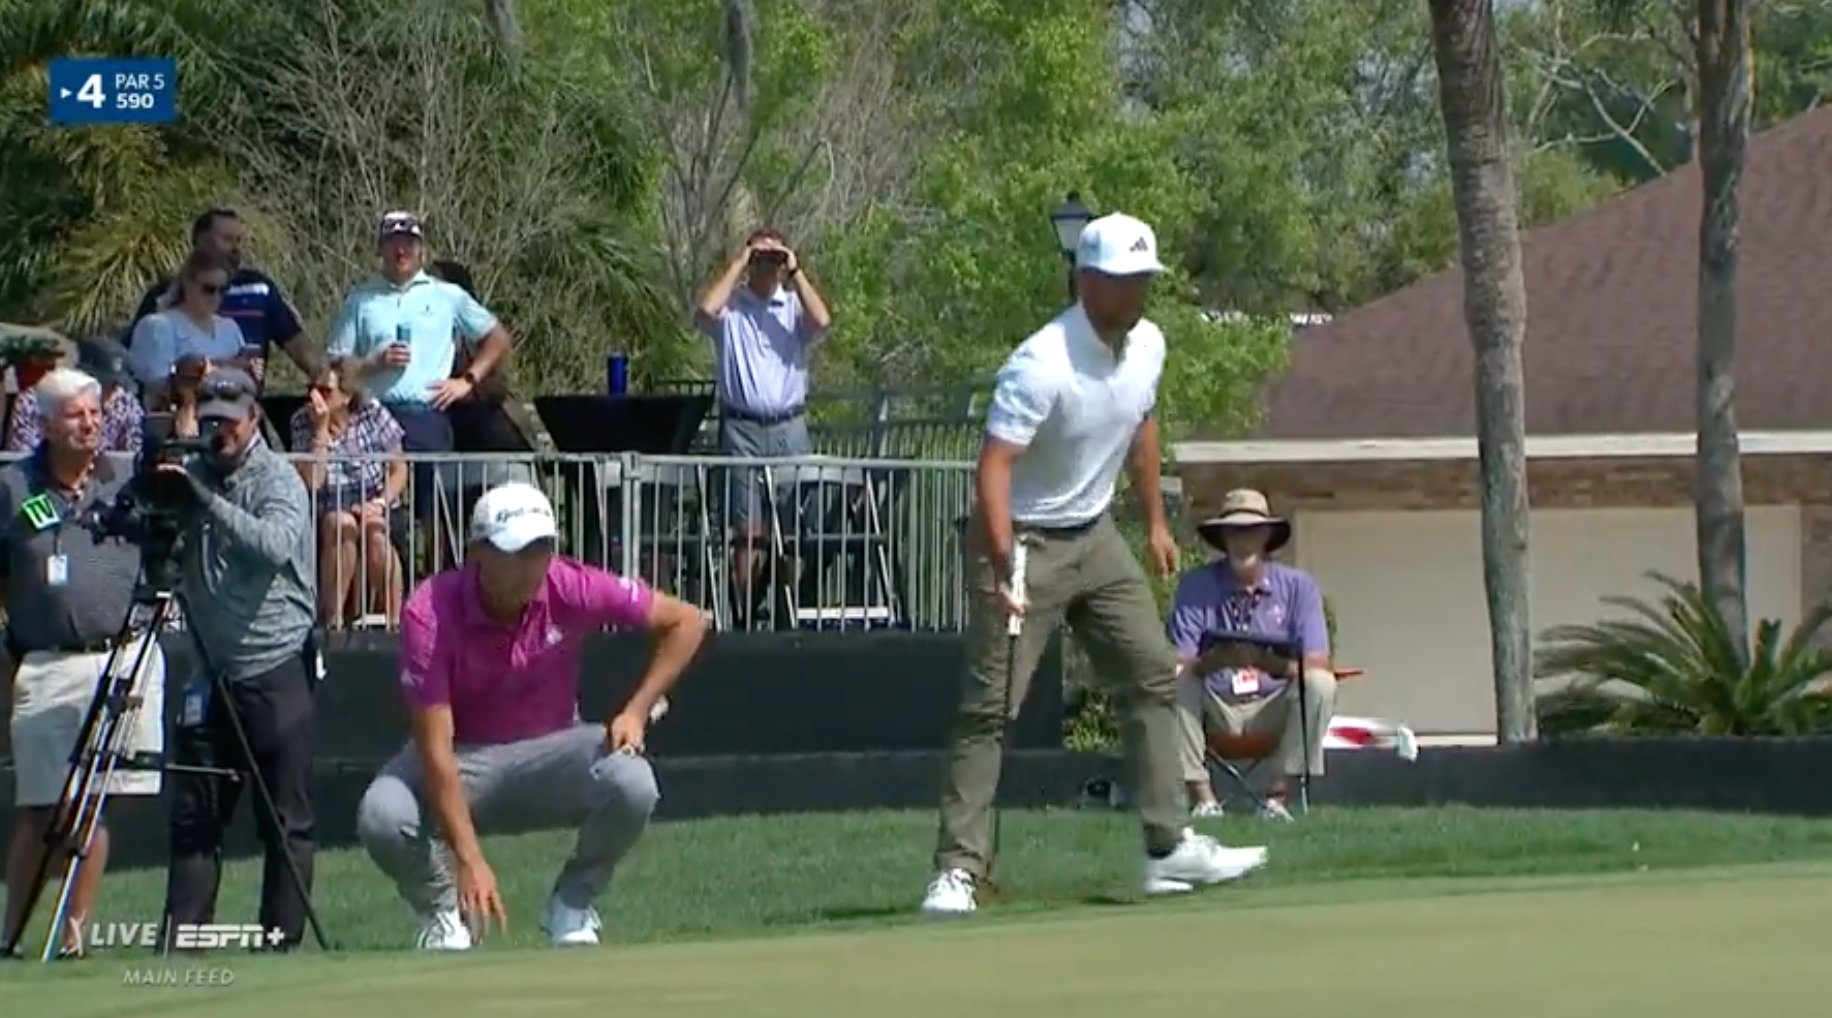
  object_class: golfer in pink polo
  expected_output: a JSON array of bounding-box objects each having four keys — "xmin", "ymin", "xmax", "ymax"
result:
[{"xmin": 355, "ymin": 482, "xmax": 707, "ymax": 951}]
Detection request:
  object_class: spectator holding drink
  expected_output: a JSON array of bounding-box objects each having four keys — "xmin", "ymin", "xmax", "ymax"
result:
[{"xmin": 327, "ymin": 212, "xmax": 513, "ymax": 515}]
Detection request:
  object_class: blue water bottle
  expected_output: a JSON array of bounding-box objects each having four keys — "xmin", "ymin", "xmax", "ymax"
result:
[
  {"xmin": 606, "ymin": 352, "xmax": 629, "ymax": 396},
  {"xmin": 392, "ymin": 322, "xmax": 411, "ymax": 365}
]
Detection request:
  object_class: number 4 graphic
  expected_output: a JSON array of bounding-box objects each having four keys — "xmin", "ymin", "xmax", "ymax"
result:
[{"xmin": 77, "ymin": 73, "xmax": 104, "ymax": 108}]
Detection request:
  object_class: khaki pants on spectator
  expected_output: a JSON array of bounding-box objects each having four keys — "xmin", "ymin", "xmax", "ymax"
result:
[
  {"xmin": 1177, "ymin": 670, "xmax": 1336, "ymax": 784},
  {"xmin": 10, "ymin": 647, "xmax": 166, "ymax": 807},
  {"xmin": 935, "ymin": 514, "xmax": 1185, "ymax": 878}
]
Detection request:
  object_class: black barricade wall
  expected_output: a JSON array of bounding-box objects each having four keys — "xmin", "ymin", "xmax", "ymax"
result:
[
  {"xmin": 0, "ymin": 630, "xmax": 1070, "ymax": 765},
  {"xmin": 17, "ymin": 739, "xmax": 1832, "ymax": 872}
]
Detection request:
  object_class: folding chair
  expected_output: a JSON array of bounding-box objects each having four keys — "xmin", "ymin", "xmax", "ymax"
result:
[{"xmin": 1203, "ymin": 667, "xmax": 1364, "ymax": 815}]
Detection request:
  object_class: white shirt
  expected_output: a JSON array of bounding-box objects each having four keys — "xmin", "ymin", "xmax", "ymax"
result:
[{"xmin": 984, "ymin": 304, "xmax": 1164, "ymax": 527}]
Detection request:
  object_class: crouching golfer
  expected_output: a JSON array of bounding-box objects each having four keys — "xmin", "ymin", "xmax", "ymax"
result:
[{"xmin": 356, "ymin": 482, "xmax": 707, "ymax": 950}]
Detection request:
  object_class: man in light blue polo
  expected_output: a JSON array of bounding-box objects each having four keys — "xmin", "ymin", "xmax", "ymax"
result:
[{"xmin": 327, "ymin": 212, "xmax": 514, "ymax": 518}]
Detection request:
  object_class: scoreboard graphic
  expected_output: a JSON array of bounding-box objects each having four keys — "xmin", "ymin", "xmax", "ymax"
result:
[{"xmin": 49, "ymin": 58, "xmax": 177, "ymax": 126}]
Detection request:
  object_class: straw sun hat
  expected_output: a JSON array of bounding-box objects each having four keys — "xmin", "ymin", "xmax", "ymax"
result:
[{"xmin": 1195, "ymin": 488, "xmax": 1291, "ymax": 554}]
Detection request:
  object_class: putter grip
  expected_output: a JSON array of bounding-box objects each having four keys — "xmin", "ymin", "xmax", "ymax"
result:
[{"xmin": 1005, "ymin": 541, "xmax": 1028, "ymax": 637}]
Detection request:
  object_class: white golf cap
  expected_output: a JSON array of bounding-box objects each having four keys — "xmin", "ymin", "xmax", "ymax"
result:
[
  {"xmin": 1075, "ymin": 213, "xmax": 1166, "ymax": 277},
  {"xmin": 469, "ymin": 482, "xmax": 558, "ymax": 552}
]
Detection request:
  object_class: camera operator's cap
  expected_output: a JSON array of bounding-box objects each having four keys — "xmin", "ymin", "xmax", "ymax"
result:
[
  {"xmin": 196, "ymin": 367, "xmax": 260, "ymax": 421},
  {"xmin": 378, "ymin": 210, "xmax": 424, "ymax": 240},
  {"xmin": 1075, "ymin": 213, "xmax": 1166, "ymax": 277},
  {"xmin": 470, "ymin": 482, "xmax": 557, "ymax": 552},
  {"xmin": 74, "ymin": 336, "xmax": 133, "ymax": 388}
]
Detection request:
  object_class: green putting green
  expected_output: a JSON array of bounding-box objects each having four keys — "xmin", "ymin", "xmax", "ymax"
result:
[
  {"xmin": 6, "ymin": 807, "xmax": 1832, "ymax": 1014},
  {"xmin": 9, "ymin": 866, "xmax": 1829, "ymax": 1016}
]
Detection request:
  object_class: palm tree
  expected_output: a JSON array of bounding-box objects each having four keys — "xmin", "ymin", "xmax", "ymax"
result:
[
  {"xmin": 0, "ymin": 0, "xmax": 260, "ymax": 331},
  {"xmin": 1427, "ymin": 0, "xmax": 1536, "ymax": 742},
  {"xmin": 1690, "ymin": 0, "xmax": 1754, "ymax": 666},
  {"xmin": 1537, "ymin": 573, "xmax": 1832, "ymax": 736}
]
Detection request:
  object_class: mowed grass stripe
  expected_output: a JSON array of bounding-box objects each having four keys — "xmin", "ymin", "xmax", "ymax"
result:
[{"xmin": 13, "ymin": 867, "xmax": 1830, "ymax": 1017}]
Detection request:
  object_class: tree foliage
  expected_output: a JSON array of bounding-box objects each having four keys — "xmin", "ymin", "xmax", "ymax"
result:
[{"xmin": 4, "ymin": 0, "xmax": 1828, "ymax": 426}]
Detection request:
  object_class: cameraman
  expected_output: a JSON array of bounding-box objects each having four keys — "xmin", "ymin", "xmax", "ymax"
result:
[{"xmin": 156, "ymin": 367, "xmax": 320, "ymax": 951}]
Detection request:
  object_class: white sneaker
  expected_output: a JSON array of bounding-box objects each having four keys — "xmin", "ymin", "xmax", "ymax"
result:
[
  {"xmin": 416, "ymin": 909, "xmax": 473, "ymax": 951},
  {"xmin": 1191, "ymin": 800, "xmax": 1226, "ymax": 819},
  {"xmin": 1143, "ymin": 830, "xmax": 1268, "ymax": 896},
  {"xmin": 919, "ymin": 868, "xmax": 977, "ymax": 917},
  {"xmin": 542, "ymin": 895, "xmax": 602, "ymax": 947}
]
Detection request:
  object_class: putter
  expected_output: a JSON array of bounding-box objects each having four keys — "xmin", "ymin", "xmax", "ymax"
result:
[{"xmin": 986, "ymin": 539, "xmax": 1029, "ymax": 891}]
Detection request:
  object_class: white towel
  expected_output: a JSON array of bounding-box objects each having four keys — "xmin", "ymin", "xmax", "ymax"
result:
[{"xmin": 1324, "ymin": 715, "xmax": 1419, "ymax": 761}]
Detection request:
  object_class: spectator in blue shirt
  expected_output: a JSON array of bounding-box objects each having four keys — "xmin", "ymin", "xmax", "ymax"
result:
[
  {"xmin": 128, "ymin": 251, "xmax": 254, "ymax": 407},
  {"xmin": 326, "ymin": 212, "xmax": 513, "ymax": 518},
  {"xmin": 124, "ymin": 208, "xmax": 324, "ymax": 386}
]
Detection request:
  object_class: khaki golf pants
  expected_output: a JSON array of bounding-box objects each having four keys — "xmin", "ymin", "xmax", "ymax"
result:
[
  {"xmin": 1176, "ymin": 670, "xmax": 1337, "ymax": 783},
  {"xmin": 935, "ymin": 514, "xmax": 1185, "ymax": 878}
]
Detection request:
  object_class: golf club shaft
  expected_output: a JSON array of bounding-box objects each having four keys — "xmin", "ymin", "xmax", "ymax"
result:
[{"xmin": 990, "ymin": 541, "xmax": 1029, "ymax": 884}]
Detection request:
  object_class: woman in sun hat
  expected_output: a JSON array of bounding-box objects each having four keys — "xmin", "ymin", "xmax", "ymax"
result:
[{"xmin": 1168, "ymin": 488, "xmax": 1337, "ymax": 821}]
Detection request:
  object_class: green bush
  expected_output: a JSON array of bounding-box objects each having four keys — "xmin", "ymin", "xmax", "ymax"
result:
[{"xmin": 1536, "ymin": 572, "xmax": 1832, "ymax": 737}]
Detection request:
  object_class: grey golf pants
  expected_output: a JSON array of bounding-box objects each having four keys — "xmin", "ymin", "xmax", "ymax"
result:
[{"xmin": 356, "ymin": 723, "xmax": 660, "ymax": 914}]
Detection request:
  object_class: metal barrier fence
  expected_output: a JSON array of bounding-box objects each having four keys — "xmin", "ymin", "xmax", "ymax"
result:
[{"xmin": 8, "ymin": 450, "xmax": 976, "ymax": 635}]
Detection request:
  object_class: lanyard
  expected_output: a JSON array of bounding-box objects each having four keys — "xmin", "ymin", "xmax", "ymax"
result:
[{"xmin": 1220, "ymin": 587, "xmax": 1266, "ymax": 632}]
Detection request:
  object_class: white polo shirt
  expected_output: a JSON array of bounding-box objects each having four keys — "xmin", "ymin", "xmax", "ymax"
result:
[{"xmin": 984, "ymin": 304, "xmax": 1165, "ymax": 528}]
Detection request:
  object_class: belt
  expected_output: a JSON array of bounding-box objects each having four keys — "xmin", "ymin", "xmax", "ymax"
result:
[
  {"xmin": 722, "ymin": 404, "xmax": 806, "ymax": 426},
  {"xmin": 1017, "ymin": 515, "xmax": 1104, "ymax": 537},
  {"xmin": 11, "ymin": 633, "xmax": 146, "ymax": 657}
]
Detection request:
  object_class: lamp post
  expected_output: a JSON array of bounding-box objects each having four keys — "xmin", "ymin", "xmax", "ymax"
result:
[{"xmin": 1050, "ymin": 191, "xmax": 1094, "ymax": 302}]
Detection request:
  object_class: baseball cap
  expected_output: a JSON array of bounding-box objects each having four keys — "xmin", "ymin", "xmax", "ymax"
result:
[
  {"xmin": 1074, "ymin": 213, "xmax": 1166, "ymax": 277},
  {"xmin": 469, "ymin": 482, "xmax": 558, "ymax": 552},
  {"xmin": 378, "ymin": 210, "xmax": 424, "ymax": 240},
  {"xmin": 74, "ymin": 336, "xmax": 132, "ymax": 388},
  {"xmin": 196, "ymin": 367, "xmax": 260, "ymax": 421}
]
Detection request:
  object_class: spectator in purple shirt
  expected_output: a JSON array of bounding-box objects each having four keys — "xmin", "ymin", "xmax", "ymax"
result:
[
  {"xmin": 354, "ymin": 483, "xmax": 707, "ymax": 952},
  {"xmin": 1167, "ymin": 489, "xmax": 1336, "ymax": 822}
]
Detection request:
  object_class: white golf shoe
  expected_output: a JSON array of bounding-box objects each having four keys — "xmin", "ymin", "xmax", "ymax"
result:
[
  {"xmin": 1142, "ymin": 829, "xmax": 1268, "ymax": 896},
  {"xmin": 542, "ymin": 895, "xmax": 603, "ymax": 947},
  {"xmin": 415, "ymin": 909, "xmax": 473, "ymax": 951},
  {"xmin": 919, "ymin": 868, "xmax": 978, "ymax": 917}
]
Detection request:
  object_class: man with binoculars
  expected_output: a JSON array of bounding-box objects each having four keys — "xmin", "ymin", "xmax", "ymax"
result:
[{"xmin": 693, "ymin": 229, "xmax": 834, "ymax": 622}]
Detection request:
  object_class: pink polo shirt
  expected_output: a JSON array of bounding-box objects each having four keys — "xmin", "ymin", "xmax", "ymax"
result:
[{"xmin": 398, "ymin": 556, "xmax": 656, "ymax": 745}]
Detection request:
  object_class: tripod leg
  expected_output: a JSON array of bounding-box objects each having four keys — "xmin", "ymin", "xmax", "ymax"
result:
[{"xmin": 7, "ymin": 631, "xmax": 162, "ymax": 960}]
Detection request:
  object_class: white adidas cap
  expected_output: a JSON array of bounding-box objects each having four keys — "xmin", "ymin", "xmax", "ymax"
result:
[
  {"xmin": 469, "ymin": 482, "xmax": 558, "ymax": 552},
  {"xmin": 1075, "ymin": 213, "xmax": 1166, "ymax": 277}
]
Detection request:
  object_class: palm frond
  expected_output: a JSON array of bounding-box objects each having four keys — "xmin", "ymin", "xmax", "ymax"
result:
[{"xmin": 1535, "ymin": 571, "xmax": 1832, "ymax": 738}]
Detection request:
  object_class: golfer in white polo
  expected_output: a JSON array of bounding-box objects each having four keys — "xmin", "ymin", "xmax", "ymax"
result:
[{"xmin": 922, "ymin": 213, "xmax": 1268, "ymax": 916}]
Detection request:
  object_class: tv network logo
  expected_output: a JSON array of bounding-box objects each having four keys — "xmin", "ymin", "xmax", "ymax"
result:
[{"xmin": 74, "ymin": 920, "xmax": 284, "ymax": 953}]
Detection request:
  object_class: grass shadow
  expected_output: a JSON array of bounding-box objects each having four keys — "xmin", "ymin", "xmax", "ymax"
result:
[{"xmin": 805, "ymin": 903, "xmax": 909, "ymax": 923}]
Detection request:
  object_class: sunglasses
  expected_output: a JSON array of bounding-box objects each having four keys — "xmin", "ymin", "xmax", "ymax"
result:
[{"xmin": 192, "ymin": 281, "xmax": 225, "ymax": 297}]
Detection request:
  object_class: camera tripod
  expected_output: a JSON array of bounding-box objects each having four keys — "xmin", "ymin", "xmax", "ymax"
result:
[{"xmin": 1, "ymin": 578, "xmax": 331, "ymax": 960}]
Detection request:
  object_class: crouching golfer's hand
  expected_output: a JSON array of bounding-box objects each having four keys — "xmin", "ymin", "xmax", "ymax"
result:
[
  {"xmin": 455, "ymin": 855, "xmax": 508, "ymax": 939},
  {"xmin": 606, "ymin": 707, "xmax": 648, "ymax": 756}
]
